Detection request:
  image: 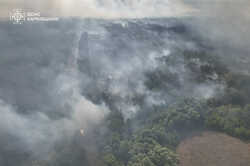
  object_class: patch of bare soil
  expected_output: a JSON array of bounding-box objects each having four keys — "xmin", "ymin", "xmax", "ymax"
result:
[{"xmin": 177, "ymin": 131, "xmax": 250, "ymax": 166}]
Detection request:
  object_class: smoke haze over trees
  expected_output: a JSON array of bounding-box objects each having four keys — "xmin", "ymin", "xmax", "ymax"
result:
[{"xmin": 0, "ymin": 0, "xmax": 250, "ymax": 166}]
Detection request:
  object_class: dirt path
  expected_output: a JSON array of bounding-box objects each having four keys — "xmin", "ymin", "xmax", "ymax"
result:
[{"xmin": 177, "ymin": 131, "xmax": 250, "ymax": 166}]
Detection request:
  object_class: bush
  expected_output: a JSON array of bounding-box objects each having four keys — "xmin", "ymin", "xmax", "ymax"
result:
[{"xmin": 206, "ymin": 105, "xmax": 250, "ymax": 139}]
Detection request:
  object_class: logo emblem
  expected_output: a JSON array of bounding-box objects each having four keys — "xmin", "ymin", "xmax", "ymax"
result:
[{"xmin": 10, "ymin": 9, "xmax": 26, "ymax": 24}]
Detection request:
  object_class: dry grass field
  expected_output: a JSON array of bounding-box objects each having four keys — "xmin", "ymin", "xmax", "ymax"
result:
[{"xmin": 177, "ymin": 131, "xmax": 250, "ymax": 166}]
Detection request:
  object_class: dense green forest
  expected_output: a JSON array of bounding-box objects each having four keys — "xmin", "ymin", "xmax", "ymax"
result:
[
  {"xmin": 98, "ymin": 52, "xmax": 249, "ymax": 166},
  {"xmin": 99, "ymin": 52, "xmax": 250, "ymax": 166}
]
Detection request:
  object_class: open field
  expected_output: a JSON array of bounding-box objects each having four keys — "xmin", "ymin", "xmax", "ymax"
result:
[{"xmin": 177, "ymin": 131, "xmax": 250, "ymax": 166}]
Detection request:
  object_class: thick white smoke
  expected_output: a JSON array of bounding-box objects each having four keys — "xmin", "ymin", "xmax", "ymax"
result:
[{"xmin": 0, "ymin": 21, "xmax": 108, "ymax": 161}]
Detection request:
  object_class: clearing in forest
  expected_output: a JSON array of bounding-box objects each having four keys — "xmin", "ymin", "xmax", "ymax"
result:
[{"xmin": 177, "ymin": 131, "xmax": 250, "ymax": 166}]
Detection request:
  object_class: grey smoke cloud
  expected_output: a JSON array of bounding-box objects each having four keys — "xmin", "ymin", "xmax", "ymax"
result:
[
  {"xmin": 76, "ymin": 19, "xmax": 225, "ymax": 120},
  {"xmin": 0, "ymin": 21, "xmax": 108, "ymax": 164},
  {"xmin": 0, "ymin": 99, "xmax": 75, "ymax": 157},
  {"xmin": 182, "ymin": 0, "xmax": 250, "ymax": 72}
]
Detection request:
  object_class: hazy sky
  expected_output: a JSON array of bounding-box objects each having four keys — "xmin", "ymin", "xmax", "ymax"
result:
[
  {"xmin": 0, "ymin": 0, "xmax": 195, "ymax": 19},
  {"xmin": 1, "ymin": 0, "xmax": 249, "ymax": 19}
]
